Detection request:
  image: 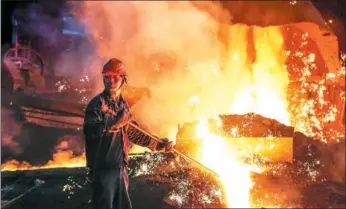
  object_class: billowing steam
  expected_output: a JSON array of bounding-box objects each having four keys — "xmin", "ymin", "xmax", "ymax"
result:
[
  {"xmin": 68, "ymin": 2, "xmax": 345, "ymax": 186},
  {"xmin": 71, "ymin": 1, "xmax": 293, "ymax": 143},
  {"xmin": 2, "ymin": 1, "xmax": 344, "ymax": 188},
  {"xmin": 70, "ymin": 1, "xmax": 245, "ymax": 141}
]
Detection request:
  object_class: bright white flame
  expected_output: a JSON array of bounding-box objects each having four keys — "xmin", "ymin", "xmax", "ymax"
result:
[{"xmin": 195, "ymin": 118, "xmax": 258, "ymax": 208}]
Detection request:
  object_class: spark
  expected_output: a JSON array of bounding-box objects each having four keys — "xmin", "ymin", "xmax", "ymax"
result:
[
  {"xmin": 326, "ymin": 73, "xmax": 336, "ymax": 79},
  {"xmin": 79, "ymin": 76, "xmax": 90, "ymax": 83},
  {"xmin": 169, "ymin": 193, "xmax": 185, "ymax": 205},
  {"xmin": 289, "ymin": 0, "xmax": 297, "ymax": 5},
  {"xmin": 302, "ymin": 32, "xmax": 309, "ymax": 39},
  {"xmin": 307, "ymin": 53, "xmax": 316, "ymax": 63},
  {"xmin": 62, "ymin": 176, "xmax": 85, "ymax": 200},
  {"xmin": 230, "ymin": 127, "xmax": 239, "ymax": 137},
  {"xmin": 55, "ymin": 80, "xmax": 70, "ymax": 92}
]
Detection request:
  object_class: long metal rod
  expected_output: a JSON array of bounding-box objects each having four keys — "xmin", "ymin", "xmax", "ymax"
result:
[
  {"xmin": 128, "ymin": 122, "xmax": 220, "ymax": 177},
  {"xmin": 1, "ymin": 179, "xmax": 45, "ymax": 208},
  {"xmin": 1, "ymin": 177, "xmax": 22, "ymax": 198}
]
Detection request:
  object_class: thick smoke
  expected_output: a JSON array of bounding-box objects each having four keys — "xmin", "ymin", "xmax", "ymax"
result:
[
  {"xmin": 55, "ymin": 135, "xmax": 85, "ymax": 155},
  {"xmin": 1, "ymin": 108, "xmax": 26, "ymax": 155},
  {"xmin": 71, "ymin": 1, "xmax": 239, "ymax": 141},
  {"xmin": 70, "ymin": 2, "xmax": 345, "ymax": 185}
]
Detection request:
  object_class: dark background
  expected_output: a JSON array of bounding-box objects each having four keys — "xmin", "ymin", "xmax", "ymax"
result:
[
  {"xmin": 2, "ymin": 0, "xmax": 345, "ymax": 48},
  {"xmin": 2, "ymin": 0, "xmax": 64, "ymax": 45}
]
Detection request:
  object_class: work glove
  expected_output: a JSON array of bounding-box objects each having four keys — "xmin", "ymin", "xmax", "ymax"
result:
[{"xmin": 156, "ymin": 138, "xmax": 174, "ymax": 152}]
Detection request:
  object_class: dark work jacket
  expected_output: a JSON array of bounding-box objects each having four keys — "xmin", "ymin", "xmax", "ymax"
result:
[{"xmin": 83, "ymin": 90, "xmax": 159, "ymax": 170}]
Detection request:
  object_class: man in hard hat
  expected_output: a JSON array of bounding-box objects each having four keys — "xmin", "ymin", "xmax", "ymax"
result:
[{"xmin": 83, "ymin": 58, "xmax": 173, "ymax": 209}]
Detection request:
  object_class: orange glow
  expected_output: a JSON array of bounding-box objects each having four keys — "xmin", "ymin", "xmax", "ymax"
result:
[
  {"xmin": 227, "ymin": 26, "xmax": 290, "ymax": 125},
  {"xmin": 1, "ymin": 3, "xmax": 345, "ymax": 208},
  {"xmin": 1, "ymin": 151, "xmax": 86, "ymax": 171},
  {"xmin": 195, "ymin": 118, "xmax": 261, "ymax": 208}
]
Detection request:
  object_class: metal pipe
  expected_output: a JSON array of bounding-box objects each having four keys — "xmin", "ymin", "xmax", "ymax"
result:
[{"xmin": 128, "ymin": 121, "xmax": 220, "ymax": 177}]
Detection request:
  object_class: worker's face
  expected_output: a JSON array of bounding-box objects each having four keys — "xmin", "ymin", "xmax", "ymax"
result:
[{"xmin": 103, "ymin": 73, "xmax": 123, "ymax": 91}]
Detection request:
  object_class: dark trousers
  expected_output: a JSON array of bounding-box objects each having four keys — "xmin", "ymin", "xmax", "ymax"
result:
[{"xmin": 91, "ymin": 166, "xmax": 132, "ymax": 209}]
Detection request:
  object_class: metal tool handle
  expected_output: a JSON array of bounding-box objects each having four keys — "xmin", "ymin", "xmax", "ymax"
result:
[{"xmin": 128, "ymin": 121, "xmax": 219, "ymax": 177}]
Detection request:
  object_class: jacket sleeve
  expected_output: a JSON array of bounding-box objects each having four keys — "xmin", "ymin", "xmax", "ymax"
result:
[
  {"xmin": 126, "ymin": 120, "xmax": 159, "ymax": 151},
  {"xmin": 83, "ymin": 102, "xmax": 104, "ymax": 168},
  {"xmin": 85, "ymin": 96, "xmax": 126, "ymax": 132},
  {"xmin": 83, "ymin": 107, "xmax": 104, "ymax": 139},
  {"xmin": 121, "ymin": 98, "xmax": 160, "ymax": 151}
]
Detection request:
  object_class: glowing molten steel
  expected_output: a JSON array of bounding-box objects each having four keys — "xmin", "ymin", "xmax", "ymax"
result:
[
  {"xmin": 196, "ymin": 118, "xmax": 260, "ymax": 208},
  {"xmin": 1, "ymin": 151, "xmax": 86, "ymax": 171},
  {"xmin": 1, "ymin": 3, "xmax": 345, "ymax": 209},
  {"xmin": 190, "ymin": 27, "xmax": 290, "ymax": 207},
  {"xmin": 227, "ymin": 26, "xmax": 290, "ymax": 126}
]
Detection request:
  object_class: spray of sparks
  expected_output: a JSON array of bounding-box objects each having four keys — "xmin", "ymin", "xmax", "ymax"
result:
[
  {"xmin": 2, "ymin": 14, "xmax": 346, "ymax": 207},
  {"xmin": 289, "ymin": 0, "xmax": 297, "ymax": 5},
  {"xmin": 288, "ymin": 32, "xmax": 345, "ymax": 143},
  {"xmin": 55, "ymin": 76, "xmax": 91, "ymax": 103},
  {"xmin": 55, "ymin": 80, "xmax": 70, "ymax": 92},
  {"xmin": 62, "ymin": 175, "xmax": 87, "ymax": 199}
]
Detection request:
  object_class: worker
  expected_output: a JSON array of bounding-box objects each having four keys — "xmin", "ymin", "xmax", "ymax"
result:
[{"xmin": 83, "ymin": 58, "xmax": 174, "ymax": 209}]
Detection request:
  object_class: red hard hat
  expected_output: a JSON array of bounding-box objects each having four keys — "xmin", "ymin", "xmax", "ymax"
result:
[{"xmin": 102, "ymin": 58, "xmax": 127, "ymax": 76}]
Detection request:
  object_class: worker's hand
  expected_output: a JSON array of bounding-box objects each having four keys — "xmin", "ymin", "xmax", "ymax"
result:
[
  {"xmin": 156, "ymin": 138, "xmax": 174, "ymax": 152},
  {"xmin": 100, "ymin": 97, "xmax": 115, "ymax": 115}
]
